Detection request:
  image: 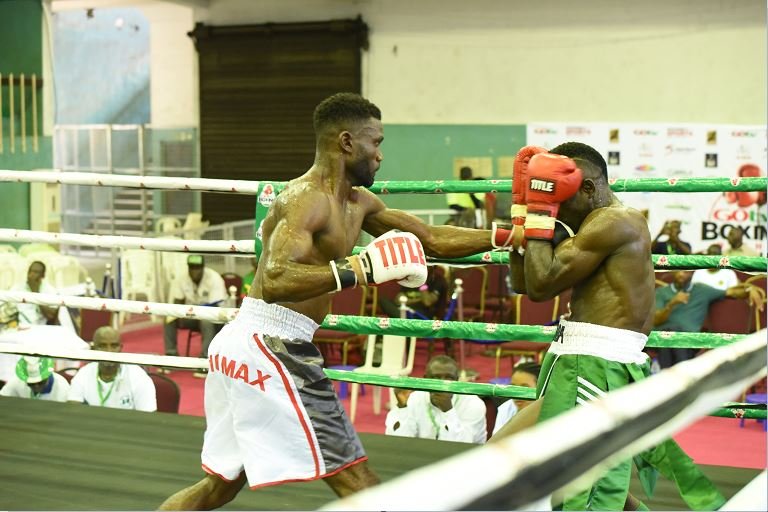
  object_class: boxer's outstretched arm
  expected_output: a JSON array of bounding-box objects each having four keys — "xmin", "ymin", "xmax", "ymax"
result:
[
  {"xmin": 524, "ymin": 209, "xmax": 630, "ymax": 301},
  {"xmin": 260, "ymin": 191, "xmax": 338, "ymax": 303},
  {"xmin": 362, "ymin": 191, "xmax": 493, "ymax": 258}
]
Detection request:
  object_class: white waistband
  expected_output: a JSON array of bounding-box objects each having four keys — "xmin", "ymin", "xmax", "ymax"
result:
[
  {"xmin": 548, "ymin": 319, "xmax": 649, "ymax": 365},
  {"xmin": 236, "ymin": 298, "xmax": 319, "ymax": 341}
]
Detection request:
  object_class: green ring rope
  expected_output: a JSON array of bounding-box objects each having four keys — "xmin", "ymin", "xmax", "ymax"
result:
[
  {"xmin": 251, "ymin": 177, "xmax": 766, "ymax": 196},
  {"xmin": 349, "ymin": 249, "xmax": 768, "ymax": 272},
  {"xmin": 323, "ymin": 370, "xmax": 767, "ymax": 419},
  {"xmin": 253, "ymin": 177, "xmax": 767, "ymax": 258},
  {"xmin": 318, "ymin": 314, "xmax": 755, "ymax": 348}
]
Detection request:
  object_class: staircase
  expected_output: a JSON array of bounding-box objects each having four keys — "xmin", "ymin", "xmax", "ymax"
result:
[{"xmin": 85, "ymin": 189, "xmax": 155, "ymax": 236}]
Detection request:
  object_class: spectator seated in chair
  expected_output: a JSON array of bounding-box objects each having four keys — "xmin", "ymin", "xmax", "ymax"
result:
[
  {"xmin": 68, "ymin": 326, "xmax": 157, "ymax": 412},
  {"xmin": 386, "ymin": 355, "xmax": 486, "ymax": 444},
  {"xmin": 13, "ymin": 261, "xmax": 59, "ymax": 325},
  {"xmin": 0, "ymin": 356, "xmax": 70, "ymax": 402},
  {"xmin": 654, "ymin": 270, "xmax": 764, "ymax": 368},
  {"xmin": 163, "ymin": 255, "xmax": 227, "ymax": 365}
]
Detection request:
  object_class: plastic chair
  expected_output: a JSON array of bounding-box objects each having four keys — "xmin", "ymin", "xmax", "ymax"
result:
[
  {"xmin": 18, "ymin": 243, "xmax": 57, "ymax": 258},
  {"xmin": 159, "ymin": 250, "xmax": 188, "ymax": 302},
  {"xmin": 182, "ymin": 213, "xmax": 210, "ymax": 240},
  {"xmin": 120, "ymin": 250, "xmax": 159, "ymax": 323},
  {"xmin": 43, "ymin": 254, "xmax": 89, "ymax": 289},
  {"xmin": 149, "ymin": 372, "xmax": 181, "ymax": 413},
  {"xmin": 314, "ymin": 287, "xmax": 368, "ymax": 366},
  {"xmin": 350, "ymin": 334, "xmax": 417, "ymax": 422},
  {"xmin": 0, "ymin": 253, "xmax": 27, "ymax": 290},
  {"xmin": 493, "ymin": 294, "xmax": 558, "ymax": 377},
  {"xmin": 155, "ymin": 216, "xmax": 183, "ymax": 234}
]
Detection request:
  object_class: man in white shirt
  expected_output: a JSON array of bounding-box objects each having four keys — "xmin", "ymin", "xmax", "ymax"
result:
[
  {"xmin": 13, "ymin": 261, "xmax": 59, "ymax": 325},
  {"xmin": 68, "ymin": 326, "xmax": 157, "ymax": 412},
  {"xmin": 163, "ymin": 255, "xmax": 227, "ymax": 360},
  {"xmin": 691, "ymin": 244, "xmax": 739, "ymax": 291},
  {"xmin": 387, "ymin": 355, "xmax": 487, "ymax": 444},
  {"xmin": 0, "ymin": 356, "xmax": 70, "ymax": 402}
]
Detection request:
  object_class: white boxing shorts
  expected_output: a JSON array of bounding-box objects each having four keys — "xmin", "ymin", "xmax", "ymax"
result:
[{"xmin": 201, "ymin": 298, "xmax": 367, "ymax": 489}]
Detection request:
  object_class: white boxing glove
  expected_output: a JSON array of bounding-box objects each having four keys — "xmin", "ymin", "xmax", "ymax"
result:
[{"xmin": 329, "ymin": 230, "xmax": 428, "ymax": 291}]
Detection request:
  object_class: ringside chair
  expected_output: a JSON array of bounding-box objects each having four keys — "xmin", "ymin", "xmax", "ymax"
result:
[
  {"xmin": 313, "ymin": 287, "xmax": 368, "ymax": 366},
  {"xmin": 493, "ymin": 294, "xmax": 559, "ymax": 378},
  {"xmin": 149, "ymin": 372, "xmax": 181, "ymax": 413},
  {"xmin": 350, "ymin": 334, "xmax": 417, "ymax": 423}
]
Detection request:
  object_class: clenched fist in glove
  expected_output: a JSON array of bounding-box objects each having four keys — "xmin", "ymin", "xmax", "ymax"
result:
[
  {"xmin": 524, "ymin": 154, "xmax": 583, "ymax": 241},
  {"xmin": 329, "ymin": 230, "xmax": 428, "ymax": 292},
  {"xmin": 510, "ymin": 146, "xmax": 548, "ymax": 250}
]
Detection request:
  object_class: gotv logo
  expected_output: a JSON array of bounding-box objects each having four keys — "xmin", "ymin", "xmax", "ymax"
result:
[
  {"xmin": 529, "ymin": 178, "xmax": 555, "ymax": 192},
  {"xmin": 634, "ymin": 129, "xmax": 659, "ymax": 136},
  {"xmin": 634, "ymin": 164, "xmax": 655, "ymax": 172}
]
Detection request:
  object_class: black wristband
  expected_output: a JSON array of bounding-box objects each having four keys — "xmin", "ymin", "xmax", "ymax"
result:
[{"xmin": 331, "ymin": 258, "xmax": 358, "ymax": 291}]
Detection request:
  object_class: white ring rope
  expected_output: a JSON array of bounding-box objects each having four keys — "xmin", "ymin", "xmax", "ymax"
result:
[
  {"xmin": 0, "ymin": 169, "xmax": 261, "ymax": 194},
  {"xmin": 0, "ymin": 229, "xmax": 255, "ymax": 254},
  {"xmin": 0, "ymin": 291, "xmax": 237, "ymax": 323},
  {"xmin": 323, "ymin": 330, "xmax": 767, "ymax": 511},
  {"xmin": 0, "ymin": 342, "xmax": 206, "ymax": 370}
]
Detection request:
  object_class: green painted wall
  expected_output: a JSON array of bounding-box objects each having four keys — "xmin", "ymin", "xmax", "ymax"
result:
[
  {"xmin": 0, "ymin": 0, "xmax": 48, "ymax": 230},
  {"xmin": 378, "ymin": 124, "xmax": 526, "ymax": 213}
]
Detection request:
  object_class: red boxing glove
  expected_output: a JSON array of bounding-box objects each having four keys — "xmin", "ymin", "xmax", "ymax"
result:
[
  {"xmin": 511, "ymin": 146, "xmax": 548, "ymax": 249},
  {"xmin": 524, "ymin": 154, "xmax": 583, "ymax": 240}
]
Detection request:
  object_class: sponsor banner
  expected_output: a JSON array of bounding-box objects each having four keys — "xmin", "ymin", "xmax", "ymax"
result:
[{"xmin": 526, "ymin": 123, "xmax": 767, "ymax": 254}]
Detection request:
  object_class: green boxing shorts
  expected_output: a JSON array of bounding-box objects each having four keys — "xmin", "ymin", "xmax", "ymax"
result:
[{"xmin": 536, "ymin": 319, "xmax": 725, "ymax": 511}]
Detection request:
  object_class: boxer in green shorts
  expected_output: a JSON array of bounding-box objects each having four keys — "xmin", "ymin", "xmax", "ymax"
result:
[{"xmin": 494, "ymin": 142, "xmax": 724, "ymax": 511}]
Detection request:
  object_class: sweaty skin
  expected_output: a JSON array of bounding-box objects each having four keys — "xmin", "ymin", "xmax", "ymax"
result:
[
  {"xmin": 509, "ymin": 166, "xmax": 655, "ymax": 334},
  {"xmin": 250, "ymin": 120, "xmax": 493, "ymax": 324},
  {"xmin": 523, "ymin": 204, "xmax": 655, "ymax": 334},
  {"xmin": 496, "ymin": 161, "xmax": 655, "ymax": 442},
  {"xmin": 165, "ymin": 115, "xmax": 495, "ymax": 505}
]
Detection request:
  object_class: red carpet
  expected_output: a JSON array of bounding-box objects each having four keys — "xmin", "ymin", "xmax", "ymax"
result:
[{"xmin": 121, "ymin": 325, "xmax": 767, "ymax": 469}]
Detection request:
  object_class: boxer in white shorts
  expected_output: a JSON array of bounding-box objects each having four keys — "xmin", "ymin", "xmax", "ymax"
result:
[
  {"xmin": 202, "ymin": 298, "xmax": 367, "ymax": 487},
  {"xmin": 159, "ymin": 94, "xmax": 501, "ymax": 510}
]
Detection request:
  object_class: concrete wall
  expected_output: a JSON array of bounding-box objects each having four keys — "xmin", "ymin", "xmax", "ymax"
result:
[{"xmin": 192, "ymin": 0, "xmax": 766, "ymax": 125}]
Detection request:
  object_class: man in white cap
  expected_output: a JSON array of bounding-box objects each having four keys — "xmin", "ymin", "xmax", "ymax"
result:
[{"xmin": 0, "ymin": 356, "xmax": 70, "ymax": 401}]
